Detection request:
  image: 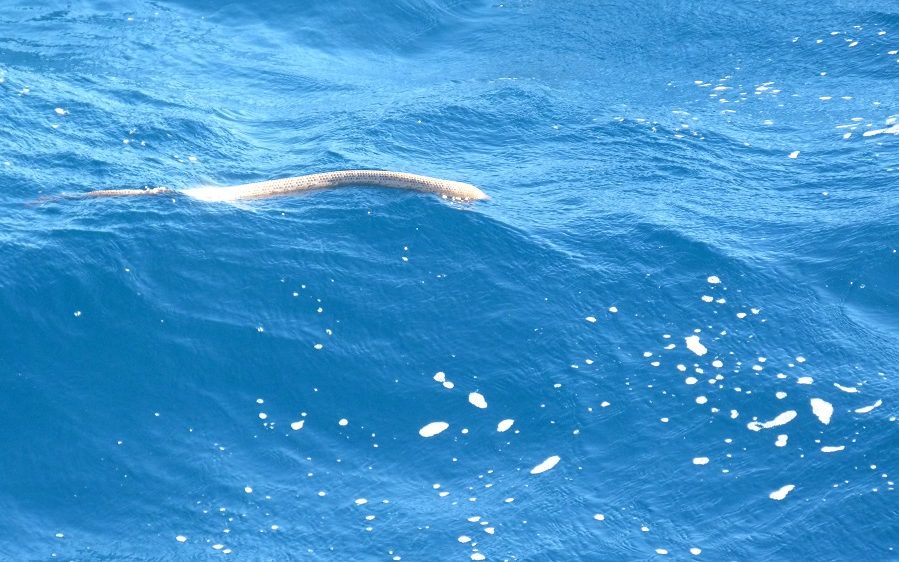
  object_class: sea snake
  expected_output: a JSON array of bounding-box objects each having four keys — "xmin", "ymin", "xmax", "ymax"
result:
[{"xmin": 81, "ymin": 170, "xmax": 489, "ymax": 202}]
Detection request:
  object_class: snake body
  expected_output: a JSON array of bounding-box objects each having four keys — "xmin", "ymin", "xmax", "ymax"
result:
[{"xmin": 83, "ymin": 170, "xmax": 488, "ymax": 202}]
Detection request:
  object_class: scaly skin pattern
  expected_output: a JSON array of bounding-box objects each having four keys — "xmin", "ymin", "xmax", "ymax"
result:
[
  {"xmin": 84, "ymin": 171, "xmax": 489, "ymax": 201},
  {"xmin": 82, "ymin": 187, "xmax": 172, "ymax": 197}
]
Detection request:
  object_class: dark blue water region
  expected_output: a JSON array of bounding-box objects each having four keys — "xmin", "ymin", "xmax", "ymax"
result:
[{"xmin": 1, "ymin": 0, "xmax": 898, "ymax": 560}]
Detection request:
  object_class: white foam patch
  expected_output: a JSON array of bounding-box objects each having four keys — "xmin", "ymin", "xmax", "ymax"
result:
[
  {"xmin": 775, "ymin": 434, "xmax": 788, "ymax": 447},
  {"xmin": 684, "ymin": 335, "xmax": 708, "ymax": 356},
  {"xmin": 181, "ymin": 185, "xmax": 246, "ymax": 202},
  {"xmin": 821, "ymin": 445, "xmax": 845, "ymax": 453},
  {"xmin": 469, "ymin": 392, "xmax": 488, "ymax": 409},
  {"xmin": 530, "ymin": 455, "xmax": 561, "ymax": 474},
  {"xmin": 862, "ymin": 124, "xmax": 899, "ymax": 137},
  {"xmin": 419, "ymin": 421, "xmax": 449, "ymax": 437},
  {"xmin": 810, "ymin": 398, "xmax": 833, "ymax": 424},
  {"xmin": 796, "ymin": 376, "xmax": 814, "ymax": 385},
  {"xmin": 855, "ymin": 400, "xmax": 882, "ymax": 414},
  {"xmin": 747, "ymin": 410, "xmax": 797, "ymax": 431},
  {"xmin": 769, "ymin": 484, "xmax": 795, "ymax": 500},
  {"xmin": 290, "ymin": 420, "xmax": 305, "ymax": 431},
  {"xmin": 707, "ymin": 275, "xmax": 721, "ymax": 284},
  {"xmin": 497, "ymin": 419, "xmax": 515, "ymax": 432},
  {"xmin": 833, "ymin": 383, "xmax": 858, "ymax": 393}
]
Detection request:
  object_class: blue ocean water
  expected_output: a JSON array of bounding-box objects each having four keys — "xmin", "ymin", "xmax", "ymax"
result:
[{"xmin": 1, "ymin": 0, "xmax": 898, "ymax": 559}]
